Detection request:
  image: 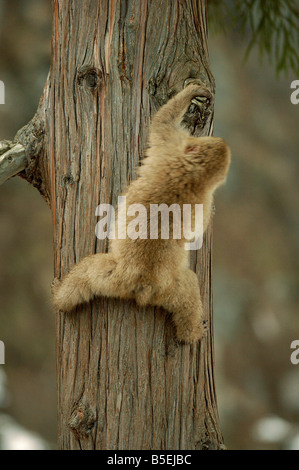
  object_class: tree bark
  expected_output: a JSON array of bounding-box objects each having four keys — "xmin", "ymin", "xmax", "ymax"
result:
[{"xmin": 4, "ymin": 0, "xmax": 224, "ymax": 450}]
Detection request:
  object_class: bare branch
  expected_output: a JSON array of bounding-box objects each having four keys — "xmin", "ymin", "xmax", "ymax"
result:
[
  {"xmin": 0, "ymin": 140, "xmax": 27, "ymax": 186},
  {"xmin": 0, "ymin": 75, "xmax": 50, "ymax": 198}
]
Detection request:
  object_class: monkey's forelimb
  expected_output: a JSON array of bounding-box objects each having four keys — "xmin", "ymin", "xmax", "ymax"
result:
[{"xmin": 149, "ymin": 83, "xmax": 212, "ymax": 146}]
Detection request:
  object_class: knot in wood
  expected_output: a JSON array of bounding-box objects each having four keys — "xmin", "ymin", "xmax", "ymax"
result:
[
  {"xmin": 68, "ymin": 404, "xmax": 96, "ymax": 438},
  {"xmin": 77, "ymin": 66, "xmax": 103, "ymax": 90},
  {"xmin": 63, "ymin": 174, "xmax": 75, "ymax": 186}
]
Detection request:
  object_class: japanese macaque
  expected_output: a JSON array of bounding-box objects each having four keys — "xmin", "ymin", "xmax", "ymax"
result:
[{"xmin": 52, "ymin": 83, "xmax": 231, "ymax": 343}]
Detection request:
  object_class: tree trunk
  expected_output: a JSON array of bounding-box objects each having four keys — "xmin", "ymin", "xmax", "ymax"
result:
[{"xmin": 12, "ymin": 0, "xmax": 224, "ymax": 450}]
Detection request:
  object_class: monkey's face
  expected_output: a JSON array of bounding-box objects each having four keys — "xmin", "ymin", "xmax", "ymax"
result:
[{"xmin": 184, "ymin": 136, "xmax": 231, "ymax": 188}]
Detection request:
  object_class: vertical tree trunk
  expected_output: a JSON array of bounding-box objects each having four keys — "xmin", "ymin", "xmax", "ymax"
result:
[{"xmin": 24, "ymin": 0, "xmax": 223, "ymax": 449}]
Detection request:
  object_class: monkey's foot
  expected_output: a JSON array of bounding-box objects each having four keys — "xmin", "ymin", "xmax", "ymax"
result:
[
  {"xmin": 51, "ymin": 276, "xmax": 76, "ymax": 312},
  {"xmin": 175, "ymin": 318, "xmax": 208, "ymax": 344},
  {"xmin": 51, "ymin": 277, "xmax": 61, "ymax": 294}
]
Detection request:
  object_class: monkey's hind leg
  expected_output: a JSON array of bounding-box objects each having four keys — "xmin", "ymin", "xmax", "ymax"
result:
[
  {"xmin": 154, "ymin": 269, "xmax": 207, "ymax": 344},
  {"xmin": 52, "ymin": 253, "xmax": 119, "ymax": 312}
]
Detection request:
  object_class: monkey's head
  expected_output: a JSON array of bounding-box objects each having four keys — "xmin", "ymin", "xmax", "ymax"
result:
[{"xmin": 184, "ymin": 136, "xmax": 231, "ymax": 188}]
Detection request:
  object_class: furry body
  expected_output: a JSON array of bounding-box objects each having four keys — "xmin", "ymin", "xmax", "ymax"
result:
[{"xmin": 52, "ymin": 84, "xmax": 231, "ymax": 343}]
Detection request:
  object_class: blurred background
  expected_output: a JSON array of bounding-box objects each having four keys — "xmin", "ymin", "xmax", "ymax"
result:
[{"xmin": 0, "ymin": 0, "xmax": 298, "ymax": 450}]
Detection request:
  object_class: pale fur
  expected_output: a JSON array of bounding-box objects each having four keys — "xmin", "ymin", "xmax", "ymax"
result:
[{"xmin": 52, "ymin": 84, "xmax": 231, "ymax": 343}]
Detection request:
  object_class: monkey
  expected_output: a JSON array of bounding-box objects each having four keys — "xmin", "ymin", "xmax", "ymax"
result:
[{"xmin": 52, "ymin": 83, "xmax": 231, "ymax": 344}]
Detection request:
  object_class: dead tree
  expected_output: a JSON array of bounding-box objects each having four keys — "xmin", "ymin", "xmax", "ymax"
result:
[{"xmin": 0, "ymin": 0, "xmax": 224, "ymax": 450}]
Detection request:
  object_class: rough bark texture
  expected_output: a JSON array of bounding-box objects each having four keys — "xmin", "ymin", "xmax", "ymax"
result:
[{"xmin": 21, "ymin": 0, "xmax": 223, "ymax": 450}]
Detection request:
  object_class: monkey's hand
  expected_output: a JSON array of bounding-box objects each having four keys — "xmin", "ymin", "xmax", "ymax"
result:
[
  {"xmin": 181, "ymin": 80, "xmax": 213, "ymax": 132},
  {"xmin": 150, "ymin": 81, "xmax": 213, "ymax": 144},
  {"xmin": 182, "ymin": 81, "xmax": 212, "ymax": 103}
]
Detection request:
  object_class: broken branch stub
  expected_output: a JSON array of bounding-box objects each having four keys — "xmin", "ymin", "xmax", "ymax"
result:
[{"xmin": 0, "ymin": 141, "xmax": 27, "ymax": 186}]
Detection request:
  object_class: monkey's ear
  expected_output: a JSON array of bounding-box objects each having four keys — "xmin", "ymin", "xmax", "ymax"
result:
[{"xmin": 184, "ymin": 145, "xmax": 201, "ymax": 155}]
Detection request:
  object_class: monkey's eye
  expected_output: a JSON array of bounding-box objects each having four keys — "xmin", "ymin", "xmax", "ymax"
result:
[{"xmin": 185, "ymin": 145, "xmax": 201, "ymax": 156}]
